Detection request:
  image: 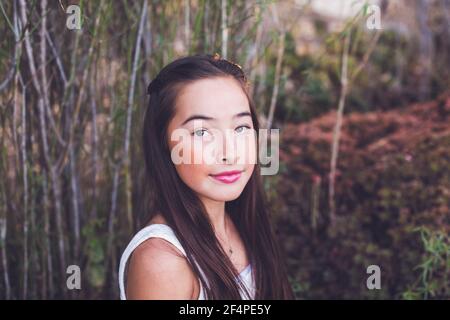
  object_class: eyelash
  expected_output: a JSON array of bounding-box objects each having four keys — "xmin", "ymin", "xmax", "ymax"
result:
[
  {"xmin": 235, "ymin": 125, "xmax": 251, "ymax": 133},
  {"xmin": 192, "ymin": 128, "xmax": 208, "ymax": 137},
  {"xmin": 191, "ymin": 125, "xmax": 251, "ymax": 137}
]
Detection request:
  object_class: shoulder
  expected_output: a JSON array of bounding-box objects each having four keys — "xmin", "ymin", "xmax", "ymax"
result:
[{"xmin": 125, "ymin": 237, "xmax": 197, "ymax": 300}]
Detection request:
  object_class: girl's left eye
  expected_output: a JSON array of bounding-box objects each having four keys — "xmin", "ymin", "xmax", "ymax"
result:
[{"xmin": 235, "ymin": 125, "xmax": 251, "ymax": 133}]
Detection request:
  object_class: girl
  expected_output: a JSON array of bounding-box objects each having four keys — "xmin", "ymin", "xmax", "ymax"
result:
[{"xmin": 118, "ymin": 53, "xmax": 293, "ymax": 300}]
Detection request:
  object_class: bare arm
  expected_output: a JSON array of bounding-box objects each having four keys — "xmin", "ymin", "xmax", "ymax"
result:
[{"xmin": 125, "ymin": 238, "xmax": 197, "ymax": 300}]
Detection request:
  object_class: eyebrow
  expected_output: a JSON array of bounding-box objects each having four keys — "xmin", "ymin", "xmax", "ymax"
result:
[{"xmin": 180, "ymin": 111, "xmax": 252, "ymax": 125}]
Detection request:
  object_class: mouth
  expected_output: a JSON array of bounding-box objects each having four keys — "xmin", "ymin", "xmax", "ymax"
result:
[{"xmin": 209, "ymin": 170, "xmax": 243, "ymax": 184}]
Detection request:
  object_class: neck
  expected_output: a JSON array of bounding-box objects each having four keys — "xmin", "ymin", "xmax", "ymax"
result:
[{"xmin": 198, "ymin": 196, "xmax": 228, "ymax": 237}]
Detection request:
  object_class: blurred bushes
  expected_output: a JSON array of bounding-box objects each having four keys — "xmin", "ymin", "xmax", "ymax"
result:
[{"xmin": 275, "ymin": 92, "xmax": 450, "ymax": 299}]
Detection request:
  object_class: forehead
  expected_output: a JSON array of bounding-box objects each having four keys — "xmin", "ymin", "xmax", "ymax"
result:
[{"xmin": 174, "ymin": 77, "xmax": 250, "ymax": 122}]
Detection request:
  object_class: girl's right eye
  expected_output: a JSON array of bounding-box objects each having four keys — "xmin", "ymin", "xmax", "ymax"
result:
[{"xmin": 192, "ymin": 128, "xmax": 209, "ymax": 137}]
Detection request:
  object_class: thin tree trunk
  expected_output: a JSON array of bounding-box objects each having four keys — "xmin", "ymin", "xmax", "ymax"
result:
[
  {"xmin": 266, "ymin": 31, "xmax": 285, "ymax": 130},
  {"xmin": 266, "ymin": 3, "xmax": 285, "ymax": 130},
  {"xmin": 248, "ymin": 5, "xmax": 263, "ymax": 98},
  {"xmin": 327, "ymin": 5, "xmax": 384, "ymax": 230},
  {"xmin": 328, "ymin": 31, "xmax": 350, "ymax": 230}
]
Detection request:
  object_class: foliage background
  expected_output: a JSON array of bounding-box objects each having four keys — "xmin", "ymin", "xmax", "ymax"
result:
[{"xmin": 0, "ymin": 0, "xmax": 449, "ymax": 299}]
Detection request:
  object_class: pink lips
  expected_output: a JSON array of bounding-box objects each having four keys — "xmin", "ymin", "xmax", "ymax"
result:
[{"xmin": 210, "ymin": 170, "xmax": 242, "ymax": 184}]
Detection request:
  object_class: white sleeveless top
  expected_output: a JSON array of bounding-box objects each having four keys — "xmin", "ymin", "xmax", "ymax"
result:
[{"xmin": 118, "ymin": 224, "xmax": 255, "ymax": 300}]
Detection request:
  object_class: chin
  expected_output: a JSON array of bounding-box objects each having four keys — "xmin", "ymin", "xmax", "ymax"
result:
[{"xmin": 204, "ymin": 189, "xmax": 243, "ymax": 202}]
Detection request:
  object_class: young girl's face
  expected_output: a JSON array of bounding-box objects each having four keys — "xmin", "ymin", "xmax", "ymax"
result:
[{"xmin": 167, "ymin": 76, "xmax": 257, "ymax": 203}]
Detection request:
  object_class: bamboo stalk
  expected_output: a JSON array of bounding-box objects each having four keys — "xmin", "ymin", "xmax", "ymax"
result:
[
  {"xmin": 50, "ymin": 171, "xmax": 66, "ymax": 298},
  {"xmin": 70, "ymin": 145, "xmax": 81, "ymax": 263},
  {"xmin": 11, "ymin": 0, "xmax": 21, "ymax": 213},
  {"xmin": 19, "ymin": 56, "xmax": 29, "ymax": 301},
  {"xmin": 0, "ymin": 1, "xmax": 20, "ymax": 92},
  {"xmin": 124, "ymin": 0, "xmax": 147, "ymax": 233},
  {"xmin": 89, "ymin": 77, "xmax": 99, "ymax": 221},
  {"xmin": 0, "ymin": 187, "xmax": 11, "ymax": 299},
  {"xmin": 58, "ymin": 0, "xmax": 105, "ymax": 174},
  {"xmin": 29, "ymin": 152, "xmax": 38, "ymax": 298},
  {"xmin": 45, "ymin": 31, "xmax": 67, "ymax": 86},
  {"xmin": 0, "ymin": 90, "xmax": 12, "ymax": 298},
  {"xmin": 106, "ymin": 166, "xmax": 120, "ymax": 273},
  {"xmin": 203, "ymin": 0, "xmax": 209, "ymax": 51},
  {"xmin": 184, "ymin": 0, "xmax": 190, "ymax": 49},
  {"xmin": 41, "ymin": 169, "xmax": 54, "ymax": 299},
  {"xmin": 38, "ymin": 1, "xmax": 55, "ymax": 298},
  {"xmin": 105, "ymin": 0, "xmax": 148, "ymax": 295},
  {"xmin": 221, "ymin": 0, "xmax": 228, "ymax": 59},
  {"xmin": 39, "ymin": 1, "xmax": 65, "ymax": 148},
  {"xmin": 19, "ymin": 0, "xmax": 68, "ymax": 297},
  {"xmin": 20, "ymin": 0, "xmax": 34, "ymax": 299}
]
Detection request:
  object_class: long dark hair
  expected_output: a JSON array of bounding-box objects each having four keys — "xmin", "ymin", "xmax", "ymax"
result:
[{"xmin": 141, "ymin": 54, "xmax": 293, "ymax": 299}]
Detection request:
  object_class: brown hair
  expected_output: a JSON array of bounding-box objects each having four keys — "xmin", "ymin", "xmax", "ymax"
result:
[{"xmin": 141, "ymin": 54, "xmax": 293, "ymax": 299}]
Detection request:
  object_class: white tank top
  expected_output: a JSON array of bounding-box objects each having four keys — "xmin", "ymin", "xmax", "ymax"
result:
[{"xmin": 118, "ymin": 223, "xmax": 255, "ymax": 300}]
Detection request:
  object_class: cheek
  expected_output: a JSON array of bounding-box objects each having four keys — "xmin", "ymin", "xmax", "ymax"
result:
[
  {"xmin": 171, "ymin": 140, "xmax": 211, "ymax": 191},
  {"xmin": 237, "ymin": 131, "xmax": 258, "ymax": 166},
  {"xmin": 174, "ymin": 163, "xmax": 208, "ymax": 189},
  {"xmin": 241, "ymin": 133, "xmax": 257, "ymax": 182},
  {"xmin": 248, "ymin": 136, "xmax": 258, "ymax": 164}
]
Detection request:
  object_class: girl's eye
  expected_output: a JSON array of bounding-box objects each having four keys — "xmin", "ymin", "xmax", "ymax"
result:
[
  {"xmin": 235, "ymin": 125, "xmax": 251, "ymax": 134},
  {"xmin": 192, "ymin": 128, "xmax": 209, "ymax": 137}
]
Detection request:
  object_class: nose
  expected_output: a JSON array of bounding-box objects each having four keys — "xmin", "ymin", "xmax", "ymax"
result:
[{"xmin": 216, "ymin": 130, "xmax": 237, "ymax": 165}]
